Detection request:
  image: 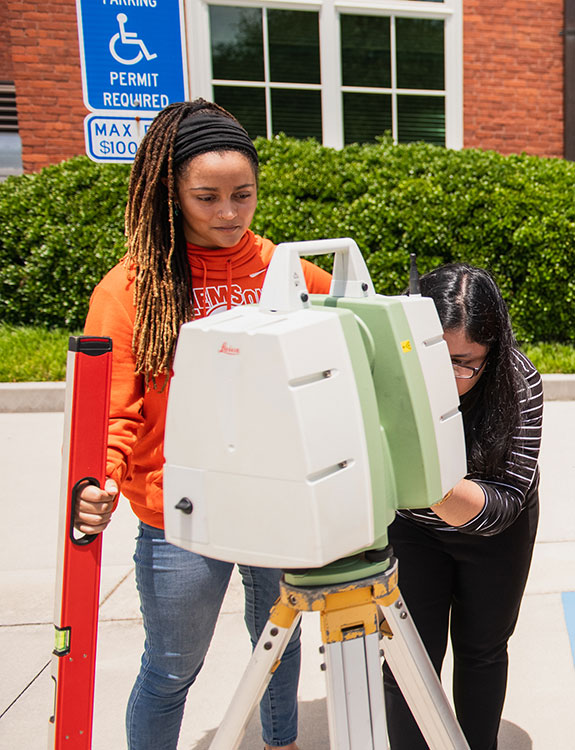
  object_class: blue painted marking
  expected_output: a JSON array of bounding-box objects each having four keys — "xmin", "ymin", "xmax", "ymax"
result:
[{"xmin": 561, "ymin": 591, "xmax": 575, "ymax": 665}]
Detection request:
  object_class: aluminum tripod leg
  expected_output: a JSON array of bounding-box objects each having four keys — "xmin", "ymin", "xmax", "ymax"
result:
[
  {"xmin": 379, "ymin": 591, "xmax": 470, "ymax": 750},
  {"xmin": 323, "ymin": 629, "xmax": 388, "ymax": 749},
  {"xmin": 209, "ymin": 602, "xmax": 301, "ymax": 750}
]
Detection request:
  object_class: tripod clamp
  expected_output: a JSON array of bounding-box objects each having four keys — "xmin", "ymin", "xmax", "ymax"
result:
[{"xmin": 279, "ymin": 555, "xmax": 400, "ymax": 649}]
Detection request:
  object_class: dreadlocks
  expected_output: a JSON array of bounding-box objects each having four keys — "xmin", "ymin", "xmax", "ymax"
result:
[{"xmin": 124, "ymin": 99, "xmax": 257, "ymax": 383}]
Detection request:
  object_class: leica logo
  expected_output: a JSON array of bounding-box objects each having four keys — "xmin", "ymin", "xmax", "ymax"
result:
[{"xmin": 218, "ymin": 342, "xmax": 240, "ymax": 356}]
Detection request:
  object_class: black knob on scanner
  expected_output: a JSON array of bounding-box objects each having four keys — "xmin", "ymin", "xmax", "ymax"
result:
[{"xmin": 175, "ymin": 497, "xmax": 193, "ymax": 515}]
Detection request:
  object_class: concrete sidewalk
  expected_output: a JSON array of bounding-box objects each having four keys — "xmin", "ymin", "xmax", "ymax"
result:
[{"xmin": 1, "ymin": 402, "xmax": 575, "ymax": 749}]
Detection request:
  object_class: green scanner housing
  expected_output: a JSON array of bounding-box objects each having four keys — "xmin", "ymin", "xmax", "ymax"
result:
[{"xmin": 301, "ymin": 292, "xmax": 464, "ymax": 583}]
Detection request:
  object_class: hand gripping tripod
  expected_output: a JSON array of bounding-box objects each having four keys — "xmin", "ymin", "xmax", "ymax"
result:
[{"xmin": 207, "ymin": 549, "xmax": 470, "ymax": 750}]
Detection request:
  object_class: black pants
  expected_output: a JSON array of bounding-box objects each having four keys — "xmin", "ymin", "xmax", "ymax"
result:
[{"xmin": 383, "ymin": 503, "xmax": 538, "ymax": 750}]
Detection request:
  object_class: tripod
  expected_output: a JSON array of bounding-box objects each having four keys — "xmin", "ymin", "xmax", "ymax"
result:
[{"xmin": 207, "ymin": 551, "xmax": 470, "ymax": 750}]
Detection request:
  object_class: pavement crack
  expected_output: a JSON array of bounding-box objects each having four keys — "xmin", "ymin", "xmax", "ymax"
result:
[
  {"xmin": 0, "ymin": 660, "xmax": 50, "ymax": 721},
  {"xmin": 99, "ymin": 566, "xmax": 135, "ymax": 606}
]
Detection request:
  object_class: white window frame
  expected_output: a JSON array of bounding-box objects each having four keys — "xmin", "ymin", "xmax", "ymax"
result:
[{"xmin": 184, "ymin": 0, "xmax": 462, "ymax": 149}]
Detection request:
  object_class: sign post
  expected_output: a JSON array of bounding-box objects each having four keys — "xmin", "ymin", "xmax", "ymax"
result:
[{"xmin": 76, "ymin": 0, "xmax": 189, "ymax": 162}]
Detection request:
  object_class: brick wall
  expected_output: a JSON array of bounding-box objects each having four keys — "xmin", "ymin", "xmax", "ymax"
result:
[
  {"xmin": 464, "ymin": 0, "xmax": 564, "ymax": 157},
  {"xmin": 7, "ymin": 0, "xmax": 85, "ymax": 172},
  {"xmin": 0, "ymin": 0, "xmax": 14, "ymax": 79}
]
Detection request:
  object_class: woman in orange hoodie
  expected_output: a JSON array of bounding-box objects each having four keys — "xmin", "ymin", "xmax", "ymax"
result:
[{"xmin": 76, "ymin": 99, "xmax": 331, "ymax": 750}]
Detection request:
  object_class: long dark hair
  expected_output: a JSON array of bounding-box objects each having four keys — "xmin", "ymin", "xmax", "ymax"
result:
[
  {"xmin": 125, "ymin": 99, "xmax": 258, "ymax": 382},
  {"xmin": 419, "ymin": 263, "xmax": 523, "ymax": 477}
]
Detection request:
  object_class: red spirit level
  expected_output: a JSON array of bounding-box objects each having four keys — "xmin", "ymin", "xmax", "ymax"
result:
[{"xmin": 49, "ymin": 336, "xmax": 112, "ymax": 749}]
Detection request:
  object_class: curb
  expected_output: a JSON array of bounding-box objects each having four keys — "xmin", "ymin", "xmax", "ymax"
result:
[
  {"xmin": 540, "ymin": 374, "xmax": 575, "ymax": 402},
  {"xmin": 0, "ymin": 382, "xmax": 66, "ymax": 413},
  {"xmin": 1, "ymin": 375, "xmax": 575, "ymax": 413}
]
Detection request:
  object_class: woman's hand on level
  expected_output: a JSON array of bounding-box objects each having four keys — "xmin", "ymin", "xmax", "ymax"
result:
[{"xmin": 74, "ymin": 478, "xmax": 118, "ymax": 534}]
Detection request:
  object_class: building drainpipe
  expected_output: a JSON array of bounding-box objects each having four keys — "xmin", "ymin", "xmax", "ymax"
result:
[{"xmin": 565, "ymin": 0, "xmax": 575, "ymax": 159}]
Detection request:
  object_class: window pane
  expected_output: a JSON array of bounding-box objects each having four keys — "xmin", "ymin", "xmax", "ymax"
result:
[
  {"xmin": 341, "ymin": 15, "xmax": 391, "ymax": 88},
  {"xmin": 396, "ymin": 18, "xmax": 444, "ymax": 90},
  {"xmin": 271, "ymin": 89, "xmax": 322, "ymax": 140},
  {"xmin": 210, "ymin": 6, "xmax": 264, "ymax": 82},
  {"xmin": 213, "ymin": 85, "xmax": 267, "ymax": 139},
  {"xmin": 268, "ymin": 10, "xmax": 320, "ymax": 84},
  {"xmin": 343, "ymin": 92, "xmax": 392, "ymax": 145},
  {"xmin": 397, "ymin": 95, "xmax": 445, "ymax": 146}
]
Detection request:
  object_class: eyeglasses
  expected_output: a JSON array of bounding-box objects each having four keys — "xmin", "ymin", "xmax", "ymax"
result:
[{"xmin": 451, "ymin": 357, "xmax": 488, "ymax": 379}]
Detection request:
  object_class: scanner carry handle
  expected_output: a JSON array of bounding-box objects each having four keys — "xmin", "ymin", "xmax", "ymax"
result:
[{"xmin": 258, "ymin": 237, "xmax": 376, "ymax": 313}]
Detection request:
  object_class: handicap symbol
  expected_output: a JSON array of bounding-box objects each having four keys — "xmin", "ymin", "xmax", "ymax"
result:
[{"xmin": 109, "ymin": 13, "xmax": 158, "ymax": 65}]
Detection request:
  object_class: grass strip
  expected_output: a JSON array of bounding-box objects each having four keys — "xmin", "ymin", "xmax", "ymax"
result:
[
  {"xmin": 0, "ymin": 325, "xmax": 78, "ymax": 382},
  {"xmin": 522, "ymin": 342, "xmax": 575, "ymax": 375},
  {"xmin": 0, "ymin": 324, "xmax": 573, "ymax": 381}
]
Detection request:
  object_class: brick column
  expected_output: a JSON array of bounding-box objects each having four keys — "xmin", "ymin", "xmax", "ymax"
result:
[{"xmin": 464, "ymin": 0, "xmax": 564, "ymax": 157}]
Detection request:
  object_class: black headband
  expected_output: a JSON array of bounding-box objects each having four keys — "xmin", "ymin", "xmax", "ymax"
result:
[{"xmin": 174, "ymin": 113, "xmax": 259, "ymax": 167}]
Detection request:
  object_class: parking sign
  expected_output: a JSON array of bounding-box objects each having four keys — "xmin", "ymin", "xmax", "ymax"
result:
[
  {"xmin": 84, "ymin": 113, "xmax": 155, "ymax": 162},
  {"xmin": 76, "ymin": 0, "xmax": 188, "ymax": 113}
]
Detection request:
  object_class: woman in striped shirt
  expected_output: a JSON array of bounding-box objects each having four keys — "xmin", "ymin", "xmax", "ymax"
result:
[{"xmin": 383, "ymin": 263, "xmax": 543, "ymax": 750}]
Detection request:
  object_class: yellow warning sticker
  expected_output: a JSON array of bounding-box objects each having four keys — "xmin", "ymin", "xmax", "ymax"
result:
[{"xmin": 401, "ymin": 340, "xmax": 412, "ymax": 353}]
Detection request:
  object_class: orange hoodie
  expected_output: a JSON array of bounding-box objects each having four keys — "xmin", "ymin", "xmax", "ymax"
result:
[{"xmin": 84, "ymin": 230, "xmax": 332, "ymax": 528}]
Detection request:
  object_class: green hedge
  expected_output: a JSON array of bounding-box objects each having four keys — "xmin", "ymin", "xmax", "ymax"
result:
[
  {"xmin": 0, "ymin": 157, "xmax": 130, "ymax": 328},
  {"xmin": 2, "ymin": 137, "xmax": 575, "ymax": 341}
]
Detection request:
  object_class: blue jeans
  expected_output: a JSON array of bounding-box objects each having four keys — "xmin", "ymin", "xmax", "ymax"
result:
[{"xmin": 126, "ymin": 522, "xmax": 301, "ymax": 749}]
